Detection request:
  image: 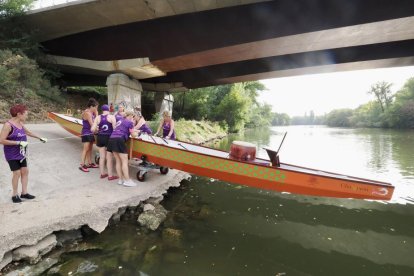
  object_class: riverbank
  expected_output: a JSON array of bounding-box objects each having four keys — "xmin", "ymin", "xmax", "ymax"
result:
[{"xmin": 0, "ymin": 123, "xmax": 192, "ymax": 272}]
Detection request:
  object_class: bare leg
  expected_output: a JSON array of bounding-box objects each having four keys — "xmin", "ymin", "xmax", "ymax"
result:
[
  {"xmin": 80, "ymin": 142, "xmax": 89, "ymax": 165},
  {"xmin": 11, "ymin": 170, "xmax": 21, "ymax": 196},
  {"xmin": 86, "ymin": 142, "xmax": 93, "ymax": 165},
  {"xmin": 20, "ymin": 167, "xmax": 29, "ymax": 194},
  {"xmin": 120, "ymin": 153, "xmax": 130, "ymax": 181},
  {"xmin": 98, "ymin": 147, "xmax": 106, "ymax": 175},
  {"xmin": 106, "ymin": 151, "xmax": 114, "ymax": 176},
  {"xmin": 113, "ymin": 152, "xmax": 123, "ymax": 180}
]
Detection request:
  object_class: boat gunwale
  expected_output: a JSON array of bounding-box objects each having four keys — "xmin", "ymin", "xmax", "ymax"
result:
[{"xmin": 49, "ymin": 112, "xmax": 394, "ymax": 190}]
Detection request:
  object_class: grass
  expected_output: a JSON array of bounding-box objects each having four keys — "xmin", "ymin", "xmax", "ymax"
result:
[{"xmin": 148, "ymin": 118, "xmax": 227, "ymax": 144}]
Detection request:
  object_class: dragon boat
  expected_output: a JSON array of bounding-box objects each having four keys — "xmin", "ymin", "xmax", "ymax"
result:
[{"xmin": 48, "ymin": 112, "xmax": 395, "ymax": 200}]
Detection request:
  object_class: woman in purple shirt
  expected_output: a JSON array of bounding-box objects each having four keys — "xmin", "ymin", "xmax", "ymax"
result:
[
  {"xmin": 79, "ymin": 98, "xmax": 99, "ymax": 172},
  {"xmin": 106, "ymin": 111, "xmax": 137, "ymax": 187},
  {"xmin": 134, "ymin": 111, "xmax": 152, "ymax": 136},
  {"xmin": 0, "ymin": 105, "xmax": 47, "ymax": 203},
  {"xmin": 115, "ymin": 104, "xmax": 125, "ymax": 122},
  {"xmin": 91, "ymin": 104, "xmax": 117, "ymax": 180},
  {"xmin": 155, "ymin": 110, "xmax": 176, "ymax": 140}
]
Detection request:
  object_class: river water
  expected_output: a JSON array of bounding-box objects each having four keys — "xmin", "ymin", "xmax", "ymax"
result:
[{"xmin": 49, "ymin": 126, "xmax": 414, "ymax": 276}]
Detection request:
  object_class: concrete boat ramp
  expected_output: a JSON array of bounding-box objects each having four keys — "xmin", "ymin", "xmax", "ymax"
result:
[{"xmin": 0, "ymin": 123, "xmax": 189, "ymax": 271}]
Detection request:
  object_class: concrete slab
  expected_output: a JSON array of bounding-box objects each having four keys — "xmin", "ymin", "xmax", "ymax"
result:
[{"xmin": 0, "ymin": 123, "xmax": 189, "ymax": 263}]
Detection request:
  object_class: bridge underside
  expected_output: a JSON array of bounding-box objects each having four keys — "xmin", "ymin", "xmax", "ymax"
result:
[{"xmin": 27, "ymin": 0, "xmax": 414, "ymax": 89}]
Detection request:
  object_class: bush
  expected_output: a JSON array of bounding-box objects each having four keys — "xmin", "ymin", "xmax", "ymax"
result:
[{"xmin": 0, "ymin": 49, "xmax": 63, "ymax": 120}]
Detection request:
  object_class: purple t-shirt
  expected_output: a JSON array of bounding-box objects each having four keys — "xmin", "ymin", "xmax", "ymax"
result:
[
  {"xmin": 81, "ymin": 111, "xmax": 95, "ymax": 136},
  {"xmin": 3, "ymin": 121, "xmax": 27, "ymax": 161},
  {"xmin": 162, "ymin": 122, "xmax": 176, "ymax": 140},
  {"xmin": 110, "ymin": 118, "xmax": 134, "ymax": 141},
  {"xmin": 98, "ymin": 114, "xmax": 113, "ymax": 135},
  {"xmin": 139, "ymin": 123, "xmax": 152, "ymax": 135},
  {"xmin": 115, "ymin": 112, "xmax": 123, "ymax": 122}
]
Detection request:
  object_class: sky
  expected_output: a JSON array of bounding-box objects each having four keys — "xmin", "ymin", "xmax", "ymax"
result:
[{"xmin": 258, "ymin": 66, "xmax": 414, "ymax": 117}]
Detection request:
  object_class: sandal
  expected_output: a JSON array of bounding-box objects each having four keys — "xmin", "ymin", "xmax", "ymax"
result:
[{"xmin": 79, "ymin": 164, "xmax": 89, "ymax": 172}]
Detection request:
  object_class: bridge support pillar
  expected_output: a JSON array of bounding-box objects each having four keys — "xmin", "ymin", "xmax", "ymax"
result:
[
  {"xmin": 106, "ymin": 73, "xmax": 142, "ymax": 111},
  {"xmin": 154, "ymin": 92, "xmax": 174, "ymax": 115}
]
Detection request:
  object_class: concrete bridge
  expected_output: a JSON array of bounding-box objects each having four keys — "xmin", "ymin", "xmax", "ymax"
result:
[{"xmin": 23, "ymin": 0, "xmax": 414, "ymax": 109}]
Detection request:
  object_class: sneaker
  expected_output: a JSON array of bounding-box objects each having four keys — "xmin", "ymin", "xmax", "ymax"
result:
[
  {"xmin": 88, "ymin": 163, "xmax": 99, "ymax": 168},
  {"xmin": 12, "ymin": 195, "xmax": 22, "ymax": 203},
  {"xmin": 123, "ymin": 180, "xmax": 137, "ymax": 187},
  {"xmin": 79, "ymin": 165, "xmax": 89, "ymax": 172},
  {"xmin": 21, "ymin": 193, "xmax": 35, "ymax": 200},
  {"xmin": 108, "ymin": 175, "xmax": 119, "ymax": 181},
  {"xmin": 100, "ymin": 173, "xmax": 109, "ymax": 179},
  {"xmin": 117, "ymin": 179, "xmax": 124, "ymax": 185}
]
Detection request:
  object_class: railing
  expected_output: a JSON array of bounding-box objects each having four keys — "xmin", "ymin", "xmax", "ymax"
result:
[{"xmin": 31, "ymin": 0, "xmax": 85, "ymax": 11}]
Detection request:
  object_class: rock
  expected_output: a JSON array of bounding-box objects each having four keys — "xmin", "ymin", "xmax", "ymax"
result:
[
  {"xmin": 137, "ymin": 204, "xmax": 168, "ymax": 231},
  {"xmin": 118, "ymin": 207, "xmax": 128, "ymax": 216},
  {"xmin": 6, "ymin": 257, "xmax": 58, "ymax": 276},
  {"xmin": 55, "ymin": 229, "xmax": 82, "ymax": 246},
  {"xmin": 162, "ymin": 228, "xmax": 183, "ymax": 249},
  {"xmin": 110, "ymin": 213, "xmax": 121, "ymax": 223},
  {"xmin": 76, "ymin": 260, "xmax": 98, "ymax": 274},
  {"xmin": 146, "ymin": 196, "xmax": 164, "ymax": 205},
  {"xmin": 0, "ymin": 251, "xmax": 12, "ymax": 271},
  {"xmin": 143, "ymin": 204, "xmax": 155, "ymax": 212},
  {"xmin": 47, "ymin": 264, "xmax": 62, "ymax": 274},
  {"xmin": 66, "ymin": 242, "xmax": 101, "ymax": 253},
  {"xmin": 12, "ymin": 234, "xmax": 57, "ymax": 264},
  {"xmin": 80, "ymin": 225, "xmax": 98, "ymax": 237}
]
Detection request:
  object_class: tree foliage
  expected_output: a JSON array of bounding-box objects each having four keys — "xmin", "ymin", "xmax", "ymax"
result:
[
  {"xmin": 0, "ymin": 49, "xmax": 61, "ymax": 102},
  {"xmin": 172, "ymin": 82, "xmax": 271, "ymax": 132},
  {"xmin": 327, "ymin": 77, "xmax": 414, "ymax": 129},
  {"xmin": 388, "ymin": 77, "xmax": 414, "ymax": 128},
  {"xmin": 367, "ymin": 81, "xmax": 393, "ymax": 112},
  {"xmin": 271, "ymin": 113, "xmax": 290, "ymax": 126},
  {"xmin": 325, "ymin": 109, "xmax": 353, "ymax": 127}
]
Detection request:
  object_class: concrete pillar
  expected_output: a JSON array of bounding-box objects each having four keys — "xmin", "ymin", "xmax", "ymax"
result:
[
  {"xmin": 154, "ymin": 92, "xmax": 174, "ymax": 115},
  {"xmin": 106, "ymin": 73, "xmax": 142, "ymax": 111}
]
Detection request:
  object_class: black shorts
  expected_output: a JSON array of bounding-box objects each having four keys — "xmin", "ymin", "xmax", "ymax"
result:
[
  {"xmin": 8, "ymin": 159, "xmax": 28, "ymax": 171},
  {"xmin": 81, "ymin": 134, "xmax": 95, "ymax": 143},
  {"xmin": 107, "ymin": 137, "xmax": 127, "ymax": 154},
  {"xmin": 96, "ymin": 134, "xmax": 110, "ymax": 148}
]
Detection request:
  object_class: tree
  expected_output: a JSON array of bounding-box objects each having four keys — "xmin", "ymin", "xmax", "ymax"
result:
[
  {"xmin": 242, "ymin": 81, "xmax": 266, "ymax": 104},
  {"xmin": 388, "ymin": 77, "xmax": 414, "ymax": 128},
  {"xmin": 367, "ymin": 81, "xmax": 394, "ymax": 112},
  {"xmin": 245, "ymin": 103, "xmax": 273, "ymax": 128},
  {"xmin": 325, "ymin": 109, "xmax": 353, "ymax": 127},
  {"xmin": 0, "ymin": 0, "xmax": 33, "ymax": 18},
  {"xmin": 272, "ymin": 113, "xmax": 290, "ymax": 126},
  {"xmin": 214, "ymin": 83, "xmax": 251, "ymax": 132}
]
